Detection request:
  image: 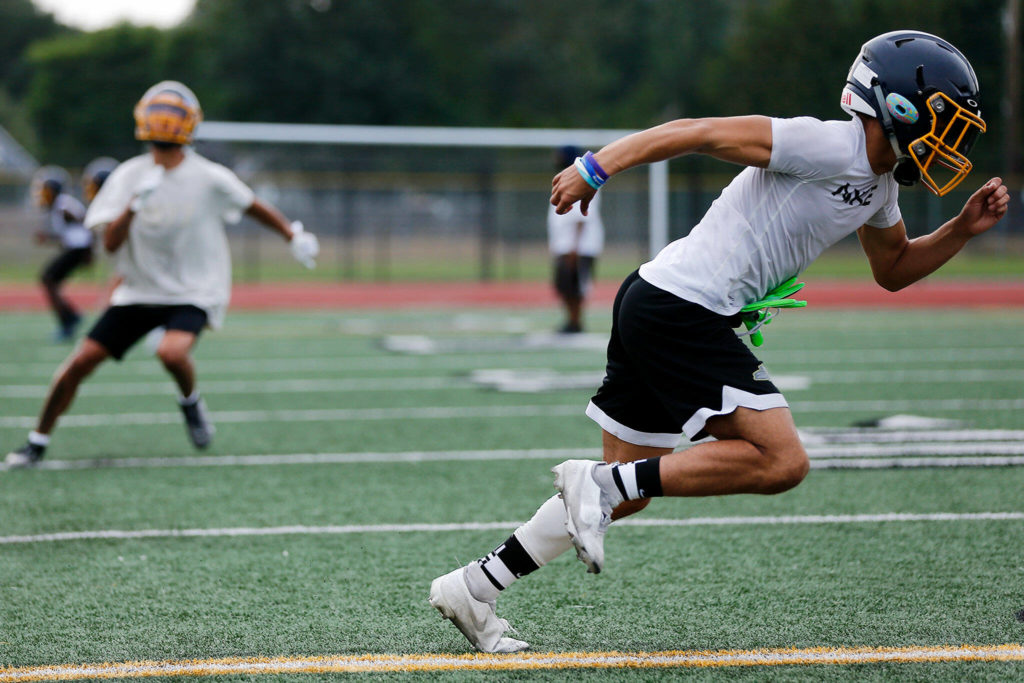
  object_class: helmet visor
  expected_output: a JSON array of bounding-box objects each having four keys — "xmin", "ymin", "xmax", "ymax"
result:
[{"xmin": 910, "ymin": 93, "xmax": 986, "ymax": 196}]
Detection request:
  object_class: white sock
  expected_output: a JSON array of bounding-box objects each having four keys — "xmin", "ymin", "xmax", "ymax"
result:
[
  {"xmin": 28, "ymin": 431, "xmax": 50, "ymax": 447},
  {"xmin": 590, "ymin": 463, "xmax": 626, "ymax": 506},
  {"xmin": 178, "ymin": 390, "xmax": 200, "ymax": 406},
  {"xmin": 465, "ymin": 495, "xmax": 573, "ymax": 603}
]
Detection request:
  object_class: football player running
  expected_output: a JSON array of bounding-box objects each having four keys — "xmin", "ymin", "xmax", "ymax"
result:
[
  {"xmin": 31, "ymin": 165, "xmax": 92, "ymax": 342},
  {"xmin": 430, "ymin": 31, "xmax": 1009, "ymax": 653},
  {"xmin": 5, "ymin": 81, "xmax": 320, "ymax": 467}
]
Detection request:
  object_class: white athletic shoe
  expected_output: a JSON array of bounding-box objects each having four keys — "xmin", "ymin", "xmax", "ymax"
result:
[
  {"xmin": 552, "ymin": 459, "xmax": 614, "ymax": 574},
  {"xmin": 5, "ymin": 442, "xmax": 46, "ymax": 468},
  {"xmin": 428, "ymin": 567, "xmax": 529, "ymax": 653}
]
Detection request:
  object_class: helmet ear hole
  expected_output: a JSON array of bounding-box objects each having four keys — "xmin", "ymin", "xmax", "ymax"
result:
[{"xmin": 893, "ymin": 159, "xmax": 921, "ymax": 186}]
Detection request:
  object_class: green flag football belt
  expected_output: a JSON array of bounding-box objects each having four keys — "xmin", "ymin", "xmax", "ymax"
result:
[{"xmin": 738, "ymin": 277, "xmax": 807, "ymax": 347}]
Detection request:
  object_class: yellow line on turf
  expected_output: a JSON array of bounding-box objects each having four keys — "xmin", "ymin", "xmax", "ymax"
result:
[{"xmin": 2, "ymin": 645, "xmax": 1023, "ymax": 680}]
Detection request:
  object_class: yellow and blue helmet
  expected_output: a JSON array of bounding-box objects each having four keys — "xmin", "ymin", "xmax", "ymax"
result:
[{"xmin": 133, "ymin": 81, "xmax": 203, "ymax": 146}]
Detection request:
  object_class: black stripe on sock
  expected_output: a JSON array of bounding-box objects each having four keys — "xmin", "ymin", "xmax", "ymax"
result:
[
  {"xmin": 478, "ymin": 558, "xmax": 505, "ymax": 590},
  {"xmin": 610, "ymin": 465, "xmax": 630, "ymax": 499},
  {"xmin": 495, "ymin": 535, "xmax": 540, "ymax": 579},
  {"xmin": 634, "ymin": 457, "xmax": 663, "ymax": 498}
]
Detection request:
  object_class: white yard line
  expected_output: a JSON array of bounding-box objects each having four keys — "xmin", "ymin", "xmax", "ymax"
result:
[
  {"xmin": 4, "ymin": 398, "xmax": 1024, "ymax": 429},
  {"xmin": 0, "ymin": 404, "xmax": 585, "ymax": 428},
  {"xmin": 7, "ymin": 438, "xmax": 1024, "ymax": 472},
  {"xmin": 0, "ymin": 376, "xmax": 467, "ymax": 398},
  {"xmin": 3, "ymin": 345, "xmax": 1024, "ymax": 377},
  {"xmin": 5, "ymin": 367, "xmax": 1024, "ymax": 400},
  {"xmin": 1, "ymin": 512, "xmax": 1021, "ymax": 546}
]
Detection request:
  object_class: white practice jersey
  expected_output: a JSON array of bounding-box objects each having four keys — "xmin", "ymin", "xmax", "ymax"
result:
[
  {"xmin": 548, "ymin": 191, "xmax": 603, "ymax": 256},
  {"xmin": 85, "ymin": 150, "xmax": 255, "ymax": 328},
  {"xmin": 639, "ymin": 116, "xmax": 902, "ymax": 315},
  {"xmin": 48, "ymin": 193, "xmax": 91, "ymax": 249}
]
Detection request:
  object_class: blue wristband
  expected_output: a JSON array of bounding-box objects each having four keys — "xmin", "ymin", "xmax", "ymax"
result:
[
  {"xmin": 574, "ymin": 158, "xmax": 601, "ymax": 190},
  {"xmin": 583, "ymin": 151, "xmax": 609, "ymax": 181}
]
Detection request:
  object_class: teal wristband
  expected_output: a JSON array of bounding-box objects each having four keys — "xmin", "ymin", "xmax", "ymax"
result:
[{"xmin": 574, "ymin": 158, "xmax": 601, "ymax": 190}]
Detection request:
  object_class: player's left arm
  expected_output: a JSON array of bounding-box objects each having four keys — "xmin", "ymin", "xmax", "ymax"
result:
[
  {"xmin": 857, "ymin": 177, "xmax": 1009, "ymax": 291},
  {"xmin": 245, "ymin": 198, "xmax": 294, "ymax": 240},
  {"xmin": 245, "ymin": 198, "xmax": 319, "ymax": 269}
]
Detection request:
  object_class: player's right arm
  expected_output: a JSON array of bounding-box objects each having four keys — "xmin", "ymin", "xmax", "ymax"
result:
[
  {"xmin": 102, "ymin": 207, "xmax": 134, "ymax": 253},
  {"xmin": 551, "ymin": 116, "xmax": 773, "ymax": 215}
]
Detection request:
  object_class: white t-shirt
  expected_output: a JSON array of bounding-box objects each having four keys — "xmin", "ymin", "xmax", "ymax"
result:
[
  {"xmin": 85, "ymin": 150, "xmax": 255, "ymax": 328},
  {"xmin": 49, "ymin": 193, "xmax": 91, "ymax": 249},
  {"xmin": 548, "ymin": 192, "xmax": 604, "ymax": 257},
  {"xmin": 639, "ymin": 116, "xmax": 902, "ymax": 315}
]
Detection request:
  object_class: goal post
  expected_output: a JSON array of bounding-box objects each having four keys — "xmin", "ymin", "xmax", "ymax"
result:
[{"xmin": 194, "ymin": 121, "xmax": 670, "ymax": 280}]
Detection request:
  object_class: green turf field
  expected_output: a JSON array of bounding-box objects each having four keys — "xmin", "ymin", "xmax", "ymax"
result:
[{"xmin": 1, "ymin": 306, "xmax": 1023, "ymax": 681}]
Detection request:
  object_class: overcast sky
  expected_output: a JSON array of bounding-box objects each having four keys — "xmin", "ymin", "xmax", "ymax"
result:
[{"xmin": 33, "ymin": 0, "xmax": 195, "ymax": 30}]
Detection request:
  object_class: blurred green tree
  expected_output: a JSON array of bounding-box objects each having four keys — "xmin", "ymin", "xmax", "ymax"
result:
[{"xmin": 25, "ymin": 25, "xmax": 164, "ymax": 164}]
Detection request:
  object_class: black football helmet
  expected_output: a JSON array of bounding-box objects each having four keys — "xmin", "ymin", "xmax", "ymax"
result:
[
  {"xmin": 840, "ymin": 30, "xmax": 985, "ymax": 196},
  {"xmin": 30, "ymin": 165, "xmax": 70, "ymax": 208}
]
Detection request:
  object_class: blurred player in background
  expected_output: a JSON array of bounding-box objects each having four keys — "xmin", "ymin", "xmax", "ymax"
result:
[
  {"xmin": 82, "ymin": 157, "xmax": 130, "ymax": 306},
  {"xmin": 31, "ymin": 165, "xmax": 92, "ymax": 342},
  {"xmin": 82, "ymin": 157, "xmax": 119, "ymax": 204},
  {"xmin": 5, "ymin": 81, "xmax": 320, "ymax": 468},
  {"xmin": 548, "ymin": 145, "xmax": 603, "ymax": 334},
  {"xmin": 430, "ymin": 30, "xmax": 1010, "ymax": 652}
]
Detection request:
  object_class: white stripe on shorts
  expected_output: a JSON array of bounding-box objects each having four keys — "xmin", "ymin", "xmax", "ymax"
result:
[
  {"xmin": 585, "ymin": 401, "xmax": 683, "ymax": 449},
  {"xmin": 682, "ymin": 385, "xmax": 789, "ymax": 439}
]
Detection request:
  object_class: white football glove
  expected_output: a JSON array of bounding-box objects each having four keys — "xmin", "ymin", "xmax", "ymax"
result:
[
  {"xmin": 129, "ymin": 166, "xmax": 165, "ymax": 212},
  {"xmin": 289, "ymin": 221, "xmax": 319, "ymax": 269}
]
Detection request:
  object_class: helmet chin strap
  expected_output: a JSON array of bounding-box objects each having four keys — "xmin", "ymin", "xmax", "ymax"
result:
[{"xmin": 872, "ymin": 83, "xmax": 920, "ymax": 185}]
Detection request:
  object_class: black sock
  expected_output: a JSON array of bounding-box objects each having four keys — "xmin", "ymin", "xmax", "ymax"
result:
[{"xmin": 610, "ymin": 457, "xmax": 664, "ymax": 500}]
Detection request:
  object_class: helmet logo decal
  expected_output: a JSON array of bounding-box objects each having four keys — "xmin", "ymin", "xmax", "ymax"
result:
[{"xmin": 885, "ymin": 93, "xmax": 919, "ymax": 124}]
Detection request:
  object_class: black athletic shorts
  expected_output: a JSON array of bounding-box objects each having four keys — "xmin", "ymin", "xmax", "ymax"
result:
[
  {"xmin": 553, "ymin": 255, "xmax": 596, "ymax": 299},
  {"xmin": 87, "ymin": 304, "xmax": 208, "ymax": 360},
  {"xmin": 587, "ymin": 270, "xmax": 787, "ymax": 447},
  {"xmin": 41, "ymin": 247, "xmax": 92, "ymax": 284}
]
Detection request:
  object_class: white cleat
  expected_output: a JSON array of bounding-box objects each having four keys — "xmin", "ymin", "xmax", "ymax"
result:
[
  {"xmin": 428, "ymin": 568, "xmax": 529, "ymax": 653},
  {"xmin": 4, "ymin": 442, "xmax": 46, "ymax": 469},
  {"xmin": 552, "ymin": 459, "xmax": 613, "ymax": 574}
]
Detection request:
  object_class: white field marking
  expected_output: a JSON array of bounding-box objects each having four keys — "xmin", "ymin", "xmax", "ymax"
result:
[
  {"xmin": 3, "ymin": 365, "xmax": 1023, "ymax": 401},
  {"xmin": 2, "ymin": 512, "xmax": 1022, "ymax": 546},
  {"xmin": 10, "ymin": 438, "xmax": 1024, "ymax": 473},
  {"xmin": 5, "ymin": 345, "xmax": 1024, "ymax": 378},
  {"xmin": 381, "ymin": 332, "xmax": 609, "ymax": 354},
  {"xmin": 797, "ymin": 368, "xmax": 1024, "ymax": 384},
  {"xmin": 812, "ymin": 456, "xmax": 1024, "ymax": 469},
  {"xmin": 17, "ymin": 448, "xmax": 602, "ymax": 471},
  {"xmin": 808, "ymin": 442, "xmax": 1024, "ymax": 457},
  {"xmin": 5, "ymin": 366, "xmax": 1024, "ymax": 400},
  {"xmin": 2, "ymin": 645, "xmax": 1024, "ymax": 679},
  {"xmin": 6, "ymin": 397, "xmax": 1024, "ymax": 430},
  {"xmin": 0, "ymin": 353, "xmax": 607, "ymax": 378},
  {"xmin": 0, "ymin": 376, "xmax": 467, "ymax": 399},
  {"xmin": 0, "ymin": 404, "xmax": 587, "ymax": 429}
]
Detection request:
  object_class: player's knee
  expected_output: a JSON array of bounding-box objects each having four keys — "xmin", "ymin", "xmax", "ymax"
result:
[
  {"xmin": 763, "ymin": 445, "xmax": 809, "ymax": 494},
  {"xmin": 156, "ymin": 345, "xmax": 188, "ymax": 369},
  {"xmin": 65, "ymin": 350, "xmax": 102, "ymax": 380}
]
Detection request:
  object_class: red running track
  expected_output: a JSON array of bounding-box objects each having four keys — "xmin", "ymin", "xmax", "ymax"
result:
[{"xmin": 1, "ymin": 279, "xmax": 1023, "ymax": 311}]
